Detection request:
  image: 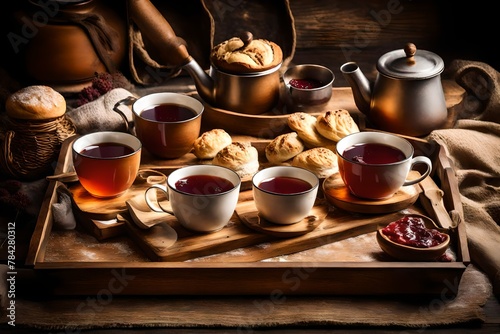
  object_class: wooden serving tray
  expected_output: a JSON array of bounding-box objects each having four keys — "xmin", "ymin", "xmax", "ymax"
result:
[
  {"xmin": 62, "ymin": 137, "xmax": 413, "ymax": 261},
  {"xmin": 25, "ymin": 83, "xmax": 469, "ymax": 296},
  {"xmin": 24, "ymin": 130, "xmax": 470, "ymax": 297}
]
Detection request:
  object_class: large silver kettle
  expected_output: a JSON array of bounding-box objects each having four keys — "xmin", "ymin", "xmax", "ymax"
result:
[{"xmin": 341, "ymin": 43, "xmax": 448, "ymax": 137}]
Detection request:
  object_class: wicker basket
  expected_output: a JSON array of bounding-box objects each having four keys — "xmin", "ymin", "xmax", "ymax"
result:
[{"xmin": 0, "ymin": 115, "xmax": 76, "ymax": 180}]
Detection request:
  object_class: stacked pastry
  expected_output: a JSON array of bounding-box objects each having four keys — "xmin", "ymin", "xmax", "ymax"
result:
[
  {"xmin": 193, "ymin": 128, "xmax": 259, "ymax": 178},
  {"xmin": 192, "ymin": 109, "xmax": 359, "ymax": 180},
  {"xmin": 210, "ymin": 31, "xmax": 283, "ymax": 74},
  {"xmin": 264, "ymin": 109, "xmax": 359, "ymax": 179}
]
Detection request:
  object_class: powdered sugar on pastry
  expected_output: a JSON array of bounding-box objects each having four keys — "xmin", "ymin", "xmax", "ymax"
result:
[
  {"xmin": 212, "ymin": 142, "xmax": 259, "ymax": 178},
  {"xmin": 193, "ymin": 129, "xmax": 232, "ymax": 159}
]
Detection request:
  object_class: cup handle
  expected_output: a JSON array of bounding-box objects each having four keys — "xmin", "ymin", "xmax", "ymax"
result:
[
  {"xmin": 145, "ymin": 184, "xmax": 174, "ymax": 215},
  {"xmin": 403, "ymin": 156, "xmax": 433, "ymax": 186},
  {"xmin": 113, "ymin": 96, "xmax": 137, "ymax": 133}
]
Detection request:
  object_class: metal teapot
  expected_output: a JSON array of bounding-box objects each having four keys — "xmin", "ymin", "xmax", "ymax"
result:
[
  {"xmin": 128, "ymin": 0, "xmax": 281, "ymax": 114},
  {"xmin": 341, "ymin": 43, "xmax": 448, "ymax": 137}
]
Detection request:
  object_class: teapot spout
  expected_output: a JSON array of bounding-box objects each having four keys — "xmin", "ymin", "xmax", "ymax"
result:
[
  {"xmin": 183, "ymin": 58, "xmax": 215, "ymax": 105},
  {"xmin": 340, "ymin": 62, "xmax": 372, "ymax": 115}
]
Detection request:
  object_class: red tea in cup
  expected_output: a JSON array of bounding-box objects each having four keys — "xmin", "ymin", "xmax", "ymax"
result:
[
  {"xmin": 258, "ymin": 176, "xmax": 312, "ymax": 194},
  {"xmin": 73, "ymin": 132, "xmax": 142, "ymax": 198},
  {"xmin": 79, "ymin": 142, "xmax": 135, "ymax": 158},
  {"xmin": 120, "ymin": 93, "xmax": 204, "ymax": 159},
  {"xmin": 336, "ymin": 132, "xmax": 432, "ymax": 200},
  {"xmin": 140, "ymin": 103, "xmax": 197, "ymax": 122},
  {"xmin": 252, "ymin": 166, "xmax": 319, "ymax": 225},
  {"xmin": 174, "ymin": 174, "xmax": 234, "ymax": 195},
  {"xmin": 145, "ymin": 165, "xmax": 241, "ymax": 233},
  {"xmin": 342, "ymin": 143, "xmax": 406, "ymax": 165}
]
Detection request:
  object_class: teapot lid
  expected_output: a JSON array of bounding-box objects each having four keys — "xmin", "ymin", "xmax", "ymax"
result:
[{"xmin": 377, "ymin": 43, "xmax": 444, "ymax": 80}]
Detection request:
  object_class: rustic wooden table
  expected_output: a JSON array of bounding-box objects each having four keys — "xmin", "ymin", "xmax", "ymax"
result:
[{"xmin": 2, "ymin": 77, "xmax": 497, "ymax": 333}]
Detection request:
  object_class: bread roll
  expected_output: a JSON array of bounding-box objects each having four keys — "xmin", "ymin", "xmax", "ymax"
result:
[
  {"xmin": 212, "ymin": 142, "xmax": 259, "ymax": 178},
  {"xmin": 291, "ymin": 147, "xmax": 338, "ymax": 179},
  {"xmin": 211, "ymin": 32, "xmax": 283, "ymax": 74},
  {"xmin": 6, "ymin": 85, "xmax": 66, "ymax": 120},
  {"xmin": 287, "ymin": 112, "xmax": 336, "ymax": 149},
  {"xmin": 316, "ymin": 109, "xmax": 360, "ymax": 142},
  {"xmin": 265, "ymin": 132, "xmax": 305, "ymax": 163},
  {"xmin": 193, "ymin": 129, "xmax": 232, "ymax": 159}
]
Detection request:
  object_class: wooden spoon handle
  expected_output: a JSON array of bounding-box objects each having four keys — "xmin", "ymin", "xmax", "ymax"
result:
[
  {"xmin": 128, "ymin": 0, "xmax": 191, "ymax": 66},
  {"xmin": 419, "ymin": 176, "xmax": 455, "ymax": 229}
]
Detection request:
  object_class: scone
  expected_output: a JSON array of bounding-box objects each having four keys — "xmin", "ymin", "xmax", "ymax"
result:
[
  {"xmin": 193, "ymin": 129, "xmax": 232, "ymax": 159},
  {"xmin": 291, "ymin": 147, "xmax": 339, "ymax": 179},
  {"xmin": 265, "ymin": 132, "xmax": 305, "ymax": 164},
  {"xmin": 316, "ymin": 109, "xmax": 360, "ymax": 142},
  {"xmin": 212, "ymin": 142, "xmax": 259, "ymax": 178},
  {"xmin": 211, "ymin": 32, "xmax": 283, "ymax": 74},
  {"xmin": 6, "ymin": 85, "xmax": 66, "ymax": 120},
  {"xmin": 287, "ymin": 112, "xmax": 336, "ymax": 149}
]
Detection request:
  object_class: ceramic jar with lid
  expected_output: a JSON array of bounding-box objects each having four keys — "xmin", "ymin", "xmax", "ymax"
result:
[{"xmin": 11, "ymin": 0, "xmax": 126, "ymax": 92}]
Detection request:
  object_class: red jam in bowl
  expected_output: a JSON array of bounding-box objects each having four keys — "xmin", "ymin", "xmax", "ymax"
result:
[
  {"xmin": 381, "ymin": 216, "xmax": 448, "ymax": 248},
  {"xmin": 289, "ymin": 78, "xmax": 323, "ymax": 89}
]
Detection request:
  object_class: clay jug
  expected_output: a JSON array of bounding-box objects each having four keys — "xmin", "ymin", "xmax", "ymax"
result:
[{"xmin": 11, "ymin": 0, "xmax": 126, "ymax": 91}]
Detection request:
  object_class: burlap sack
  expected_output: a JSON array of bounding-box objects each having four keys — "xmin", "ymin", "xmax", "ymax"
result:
[
  {"xmin": 428, "ymin": 60, "xmax": 500, "ymax": 296},
  {"xmin": 128, "ymin": 0, "xmax": 296, "ymax": 85},
  {"xmin": 445, "ymin": 59, "xmax": 500, "ymax": 123}
]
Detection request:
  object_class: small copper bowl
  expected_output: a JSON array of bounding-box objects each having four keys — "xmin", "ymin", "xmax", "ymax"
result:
[{"xmin": 283, "ymin": 64, "xmax": 335, "ymax": 112}]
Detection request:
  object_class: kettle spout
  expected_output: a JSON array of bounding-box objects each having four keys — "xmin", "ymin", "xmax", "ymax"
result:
[
  {"xmin": 340, "ymin": 62, "xmax": 372, "ymax": 115},
  {"xmin": 183, "ymin": 58, "xmax": 215, "ymax": 105}
]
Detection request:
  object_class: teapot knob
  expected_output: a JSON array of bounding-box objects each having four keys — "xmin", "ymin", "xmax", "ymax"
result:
[
  {"xmin": 240, "ymin": 31, "xmax": 253, "ymax": 46},
  {"xmin": 404, "ymin": 43, "xmax": 417, "ymax": 64}
]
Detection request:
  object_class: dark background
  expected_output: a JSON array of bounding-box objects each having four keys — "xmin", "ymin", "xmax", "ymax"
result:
[{"xmin": 0, "ymin": 0, "xmax": 498, "ymax": 90}]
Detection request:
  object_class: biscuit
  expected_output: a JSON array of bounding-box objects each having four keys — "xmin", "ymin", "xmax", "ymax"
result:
[
  {"xmin": 265, "ymin": 132, "xmax": 305, "ymax": 163},
  {"xmin": 287, "ymin": 112, "xmax": 335, "ymax": 149},
  {"xmin": 211, "ymin": 32, "xmax": 283, "ymax": 74},
  {"xmin": 193, "ymin": 129, "xmax": 232, "ymax": 159},
  {"xmin": 316, "ymin": 109, "xmax": 360, "ymax": 142},
  {"xmin": 212, "ymin": 142, "xmax": 259, "ymax": 178},
  {"xmin": 291, "ymin": 147, "xmax": 338, "ymax": 179}
]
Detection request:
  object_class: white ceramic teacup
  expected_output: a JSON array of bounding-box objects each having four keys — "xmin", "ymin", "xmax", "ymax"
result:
[
  {"xmin": 336, "ymin": 131, "xmax": 432, "ymax": 200},
  {"xmin": 252, "ymin": 166, "xmax": 319, "ymax": 225},
  {"xmin": 72, "ymin": 131, "xmax": 142, "ymax": 198},
  {"xmin": 145, "ymin": 165, "xmax": 241, "ymax": 233}
]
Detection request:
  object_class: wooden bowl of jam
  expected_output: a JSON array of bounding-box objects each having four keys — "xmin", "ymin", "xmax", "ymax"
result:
[{"xmin": 376, "ymin": 214, "xmax": 450, "ymax": 261}]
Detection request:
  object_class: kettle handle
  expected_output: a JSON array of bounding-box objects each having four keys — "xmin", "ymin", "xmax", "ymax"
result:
[{"xmin": 127, "ymin": 0, "xmax": 192, "ymax": 67}]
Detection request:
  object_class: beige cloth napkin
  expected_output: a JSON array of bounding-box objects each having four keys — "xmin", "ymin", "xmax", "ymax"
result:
[
  {"xmin": 65, "ymin": 87, "xmax": 135, "ymax": 134},
  {"xmin": 427, "ymin": 60, "xmax": 500, "ymax": 296}
]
